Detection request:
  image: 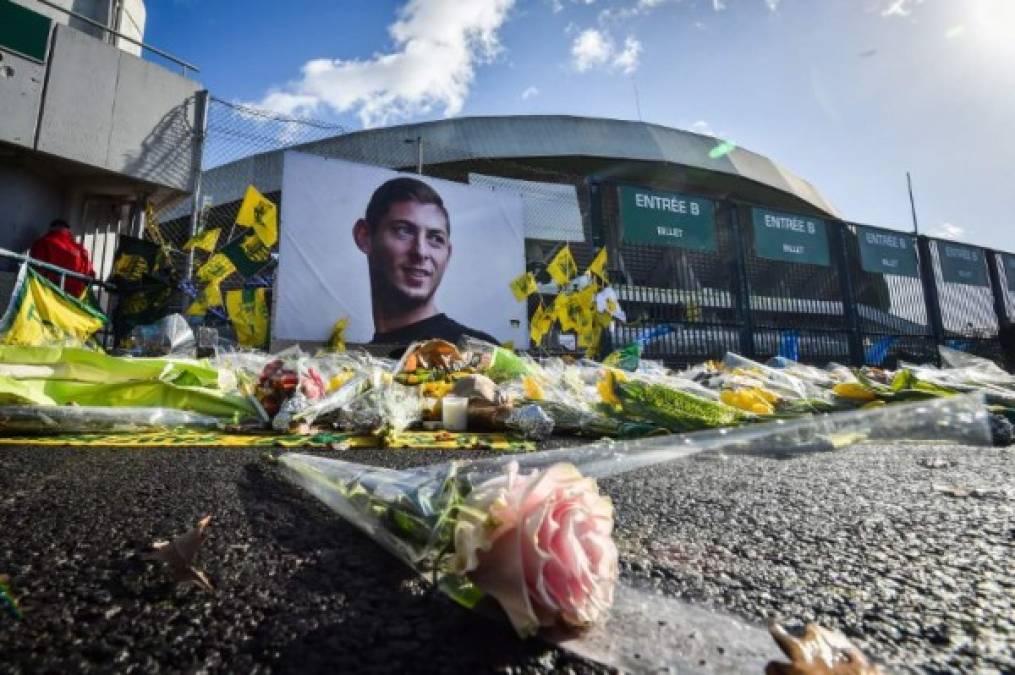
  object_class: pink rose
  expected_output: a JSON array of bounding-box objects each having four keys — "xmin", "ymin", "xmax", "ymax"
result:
[{"xmin": 453, "ymin": 461, "xmax": 618, "ymax": 637}]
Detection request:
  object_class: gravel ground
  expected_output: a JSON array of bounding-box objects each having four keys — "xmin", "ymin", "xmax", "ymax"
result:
[{"xmin": 1, "ymin": 441, "xmax": 1012, "ymax": 674}]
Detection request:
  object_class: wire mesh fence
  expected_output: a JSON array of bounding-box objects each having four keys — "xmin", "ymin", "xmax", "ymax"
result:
[{"xmin": 130, "ymin": 93, "xmax": 1015, "ymax": 367}]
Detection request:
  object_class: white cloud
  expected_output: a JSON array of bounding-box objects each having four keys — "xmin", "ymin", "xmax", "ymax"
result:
[
  {"xmin": 570, "ymin": 28, "xmax": 642, "ymax": 74},
  {"xmin": 571, "ymin": 28, "xmax": 613, "ymax": 70},
  {"xmin": 765, "ymin": 0, "xmax": 781, "ymax": 11},
  {"xmin": 881, "ymin": 0, "xmax": 924, "ymax": 18},
  {"xmin": 690, "ymin": 120, "xmax": 718, "ymax": 137},
  {"xmin": 521, "ymin": 85, "xmax": 540, "ymax": 99},
  {"xmin": 712, "ymin": 0, "xmax": 727, "ymax": 11},
  {"xmin": 945, "ymin": 24, "xmax": 966, "ymax": 39},
  {"xmin": 929, "ymin": 222, "xmax": 966, "ymax": 239},
  {"xmin": 614, "ymin": 37, "xmax": 643, "ymax": 74},
  {"xmin": 251, "ymin": 0, "xmax": 515, "ymax": 128}
]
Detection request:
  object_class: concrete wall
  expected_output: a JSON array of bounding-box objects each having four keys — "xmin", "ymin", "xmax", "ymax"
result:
[
  {"xmin": 0, "ymin": 162, "xmax": 66, "ymax": 257},
  {"xmin": 0, "ymin": 49, "xmax": 46, "ymax": 148},
  {"xmin": 32, "ymin": 24, "xmax": 200, "ymax": 191}
]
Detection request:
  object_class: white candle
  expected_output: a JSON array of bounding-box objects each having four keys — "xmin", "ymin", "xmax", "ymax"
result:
[{"xmin": 441, "ymin": 396, "xmax": 468, "ymax": 431}]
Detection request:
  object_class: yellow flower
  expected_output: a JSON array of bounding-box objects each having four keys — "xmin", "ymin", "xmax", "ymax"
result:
[
  {"xmin": 833, "ymin": 382, "xmax": 877, "ymax": 401},
  {"xmin": 522, "ymin": 376, "xmax": 544, "ymax": 401},
  {"xmin": 597, "ymin": 369, "xmax": 625, "ymax": 407}
]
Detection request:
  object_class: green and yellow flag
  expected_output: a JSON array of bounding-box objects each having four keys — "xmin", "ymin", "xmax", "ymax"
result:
[
  {"xmin": 0, "ymin": 269, "xmax": 107, "ymax": 348},
  {"xmin": 110, "ymin": 235, "xmax": 161, "ymax": 285},
  {"xmin": 221, "ymin": 233, "xmax": 272, "ymax": 279},
  {"xmin": 225, "ymin": 288, "xmax": 270, "ymax": 349},
  {"xmin": 182, "ymin": 228, "xmax": 222, "ymax": 253},
  {"xmin": 196, "ymin": 253, "xmax": 237, "ymax": 284},
  {"xmin": 509, "ymin": 271, "xmax": 539, "ymax": 302},
  {"xmin": 546, "ymin": 246, "xmax": 578, "ymax": 286},
  {"xmin": 185, "ymin": 281, "xmax": 223, "ymax": 317},
  {"xmin": 236, "ymin": 186, "xmax": 278, "ymax": 247},
  {"xmin": 587, "ymin": 247, "xmax": 608, "ymax": 284},
  {"xmin": 529, "ymin": 304, "xmax": 554, "ymax": 345}
]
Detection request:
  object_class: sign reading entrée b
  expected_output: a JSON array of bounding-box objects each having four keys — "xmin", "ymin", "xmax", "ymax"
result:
[
  {"xmin": 856, "ymin": 225, "xmax": 919, "ymax": 278},
  {"xmin": 751, "ymin": 208, "xmax": 829, "ymax": 266},
  {"xmin": 937, "ymin": 241, "xmax": 988, "ymax": 287},
  {"xmin": 619, "ymin": 186, "xmax": 716, "ymax": 252}
]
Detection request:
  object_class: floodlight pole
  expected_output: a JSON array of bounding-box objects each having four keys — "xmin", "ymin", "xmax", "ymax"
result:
[{"xmin": 907, "ymin": 171, "xmax": 919, "ymax": 236}]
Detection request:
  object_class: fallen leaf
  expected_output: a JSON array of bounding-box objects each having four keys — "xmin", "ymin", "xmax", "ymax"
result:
[
  {"xmin": 766, "ymin": 622, "xmax": 882, "ymax": 675},
  {"xmin": 152, "ymin": 515, "xmax": 214, "ymax": 593}
]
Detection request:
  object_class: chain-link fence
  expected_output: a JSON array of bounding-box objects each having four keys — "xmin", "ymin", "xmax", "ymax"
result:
[{"xmin": 134, "ymin": 92, "xmax": 1015, "ymax": 367}]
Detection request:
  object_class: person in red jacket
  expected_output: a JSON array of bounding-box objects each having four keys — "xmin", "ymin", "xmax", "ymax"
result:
[{"xmin": 29, "ymin": 219, "xmax": 96, "ymax": 298}]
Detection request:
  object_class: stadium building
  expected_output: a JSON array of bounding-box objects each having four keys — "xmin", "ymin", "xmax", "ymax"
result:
[{"xmin": 173, "ymin": 114, "xmax": 945, "ymax": 366}]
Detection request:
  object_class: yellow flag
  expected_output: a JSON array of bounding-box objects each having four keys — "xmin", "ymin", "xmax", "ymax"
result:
[
  {"xmin": 236, "ymin": 185, "xmax": 278, "ymax": 247},
  {"xmin": 185, "ymin": 282, "xmax": 223, "ymax": 317},
  {"xmin": 509, "ymin": 271, "xmax": 539, "ymax": 302},
  {"xmin": 182, "ymin": 228, "xmax": 221, "ymax": 253},
  {"xmin": 0, "ymin": 270, "xmax": 106, "ymax": 347},
  {"xmin": 546, "ymin": 246, "xmax": 578, "ymax": 286},
  {"xmin": 587, "ymin": 247, "xmax": 608, "ymax": 284},
  {"xmin": 196, "ymin": 253, "xmax": 236, "ymax": 284},
  {"xmin": 225, "ymin": 288, "xmax": 270, "ymax": 349},
  {"xmin": 328, "ymin": 317, "xmax": 348, "ymax": 352},
  {"xmin": 529, "ymin": 304, "xmax": 554, "ymax": 344},
  {"xmin": 554, "ymin": 292, "xmax": 585, "ymax": 332}
]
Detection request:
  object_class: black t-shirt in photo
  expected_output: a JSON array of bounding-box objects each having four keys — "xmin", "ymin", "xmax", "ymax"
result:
[{"xmin": 371, "ymin": 313, "xmax": 499, "ymax": 349}]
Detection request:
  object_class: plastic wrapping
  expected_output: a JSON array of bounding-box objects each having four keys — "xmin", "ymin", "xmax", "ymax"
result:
[
  {"xmin": 0, "ymin": 405, "xmax": 222, "ymax": 434},
  {"xmin": 278, "ymin": 393, "xmax": 989, "ymax": 643},
  {"xmin": 126, "ymin": 314, "xmax": 195, "ymax": 356}
]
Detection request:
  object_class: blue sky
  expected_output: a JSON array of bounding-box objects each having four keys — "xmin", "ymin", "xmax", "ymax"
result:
[{"xmin": 146, "ymin": 0, "xmax": 1015, "ymax": 251}]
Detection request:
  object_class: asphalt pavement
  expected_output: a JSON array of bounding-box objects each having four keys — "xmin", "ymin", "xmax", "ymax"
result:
[{"xmin": 1, "ymin": 441, "xmax": 1012, "ymax": 674}]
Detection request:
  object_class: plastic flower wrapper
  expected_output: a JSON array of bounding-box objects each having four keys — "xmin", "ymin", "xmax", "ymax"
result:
[
  {"xmin": 597, "ymin": 368, "xmax": 745, "ymax": 432},
  {"xmin": 278, "ymin": 453, "xmax": 618, "ymax": 637},
  {"xmin": 710, "ymin": 353, "xmax": 839, "ymax": 413},
  {"xmin": 278, "ymin": 392, "xmax": 990, "ymax": 644},
  {"xmin": 0, "ymin": 405, "xmax": 223, "ymax": 434}
]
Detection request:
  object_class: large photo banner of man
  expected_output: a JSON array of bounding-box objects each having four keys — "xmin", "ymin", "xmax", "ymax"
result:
[{"xmin": 275, "ymin": 152, "xmax": 528, "ymax": 348}]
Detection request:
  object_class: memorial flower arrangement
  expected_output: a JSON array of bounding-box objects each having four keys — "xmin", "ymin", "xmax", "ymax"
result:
[{"xmin": 277, "ymin": 452, "xmax": 618, "ymax": 636}]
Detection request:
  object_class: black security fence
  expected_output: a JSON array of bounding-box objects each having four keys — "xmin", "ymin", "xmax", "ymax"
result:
[
  {"xmin": 842, "ymin": 223, "xmax": 937, "ymax": 367},
  {"xmin": 599, "ymin": 185, "xmax": 744, "ymax": 368},
  {"xmin": 577, "ymin": 181, "xmax": 1014, "ymax": 368}
]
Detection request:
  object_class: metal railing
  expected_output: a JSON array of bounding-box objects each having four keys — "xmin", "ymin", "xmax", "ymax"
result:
[
  {"xmin": 0, "ymin": 246, "xmax": 116, "ymax": 293},
  {"xmin": 32, "ymin": 0, "xmax": 199, "ymax": 75}
]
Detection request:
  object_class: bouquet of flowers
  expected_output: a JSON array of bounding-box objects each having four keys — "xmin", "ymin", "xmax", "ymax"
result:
[{"xmin": 278, "ymin": 453, "xmax": 618, "ymax": 636}]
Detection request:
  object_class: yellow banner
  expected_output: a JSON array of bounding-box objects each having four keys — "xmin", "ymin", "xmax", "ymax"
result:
[
  {"xmin": 182, "ymin": 228, "xmax": 221, "ymax": 253},
  {"xmin": 529, "ymin": 303, "xmax": 554, "ymax": 344},
  {"xmin": 196, "ymin": 253, "xmax": 236, "ymax": 284},
  {"xmin": 587, "ymin": 247, "xmax": 608, "ymax": 284},
  {"xmin": 0, "ymin": 270, "xmax": 106, "ymax": 348},
  {"xmin": 509, "ymin": 271, "xmax": 539, "ymax": 301},
  {"xmin": 547, "ymin": 246, "xmax": 578, "ymax": 286},
  {"xmin": 225, "ymin": 287, "xmax": 270, "ymax": 349},
  {"xmin": 185, "ymin": 281, "xmax": 223, "ymax": 317},
  {"xmin": 236, "ymin": 185, "xmax": 278, "ymax": 247}
]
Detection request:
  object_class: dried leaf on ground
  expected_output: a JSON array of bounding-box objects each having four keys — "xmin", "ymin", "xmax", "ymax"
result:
[
  {"xmin": 151, "ymin": 515, "xmax": 214, "ymax": 592},
  {"xmin": 766, "ymin": 622, "xmax": 882, "ymax": 675}
]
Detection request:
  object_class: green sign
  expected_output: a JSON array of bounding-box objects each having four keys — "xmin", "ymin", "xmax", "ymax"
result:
[
  {"xmin": 1005, "ymin": 254, "xmax": 1015, "ymax": 293},
  {"xmin": 0, "ymin": 0, "xmax": 52, "ymax": 62},
  {"xmin": 751, "ymin": 208, "xmax": 829, "ymax": 266},
  {"xmin": 856, "ymin": 226, "xmax": 919, "ymax": 277},
  {"xmin": 619, "ymin": 186, "xmax": 716, "ymax": 252},
  {"xmin": 937, "ymin": 241, "xmax": 987, "ymax": 287}
]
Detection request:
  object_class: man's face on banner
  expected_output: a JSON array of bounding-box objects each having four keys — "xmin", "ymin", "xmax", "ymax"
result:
[{"xmin": 359, "ymin": 200, "xmax": 451, "ymax": 308}]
